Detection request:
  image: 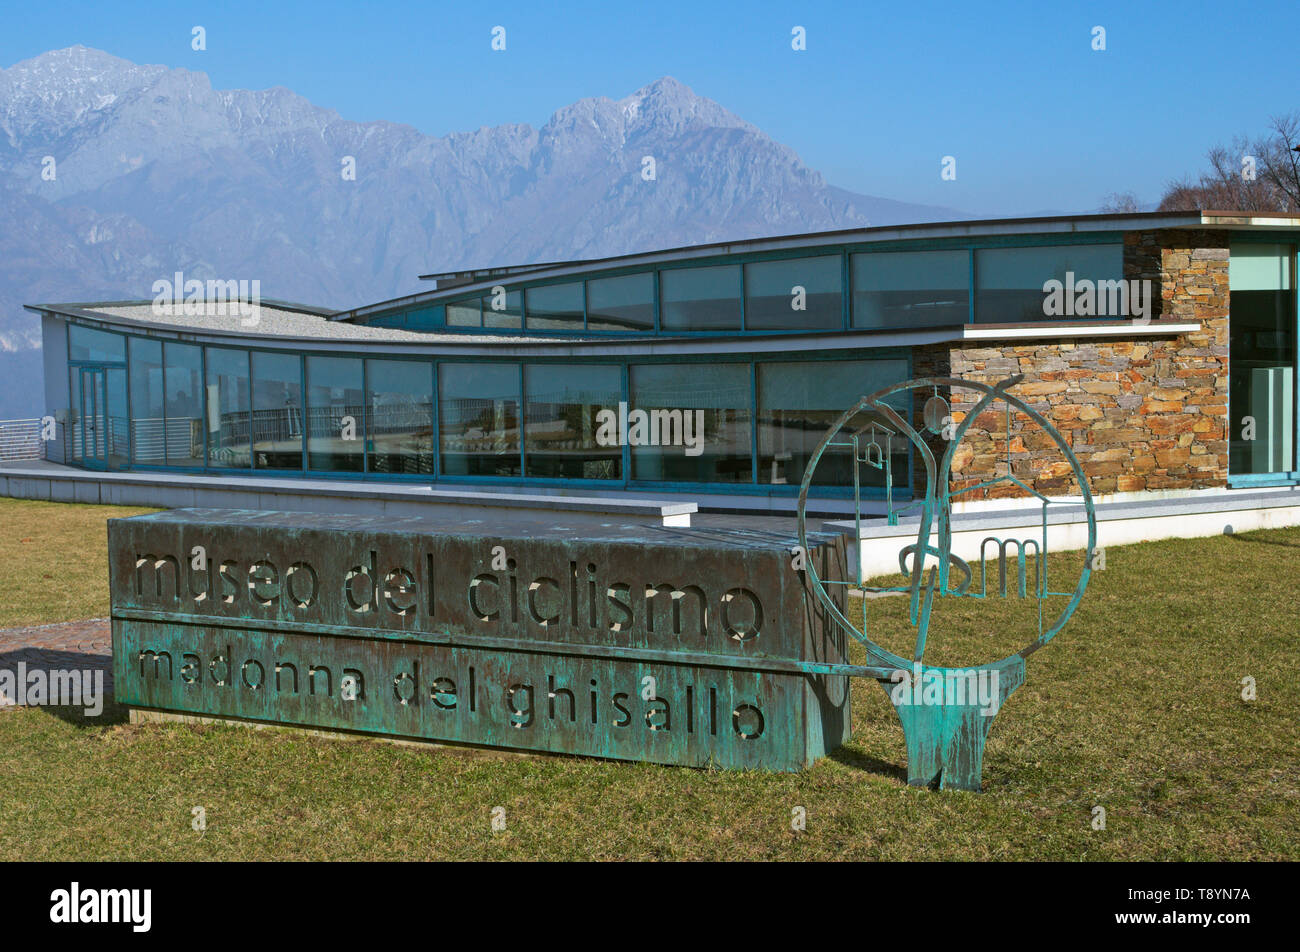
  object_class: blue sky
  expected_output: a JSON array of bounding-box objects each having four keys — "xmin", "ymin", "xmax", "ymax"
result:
[{"xmin": 3, "ymin": 0, "xmax": 1297, "ymax": 215}]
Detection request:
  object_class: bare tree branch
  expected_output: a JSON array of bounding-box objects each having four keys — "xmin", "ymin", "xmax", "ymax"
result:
[
  {"xmin": 1158, "ymin": 116, "xmax": 1300, "ymax": 213},
  {"xmin": 1099, "ymin": 191, "xmax": 1142, "ymax": 213}
]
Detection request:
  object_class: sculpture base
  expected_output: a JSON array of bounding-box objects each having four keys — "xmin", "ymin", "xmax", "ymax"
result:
[{"xmin": 877, "ymin": 656, "xmax": 1025, "ymax": 791}]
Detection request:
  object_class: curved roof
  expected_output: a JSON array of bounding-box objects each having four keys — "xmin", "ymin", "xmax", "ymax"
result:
[
  {"xmin": 27, "ymin": 210, "xmax": 1288, "ymax": 355},
  {"xmin": 354, "ymin": 209, "xmax": 1242, "ymax": 322}
]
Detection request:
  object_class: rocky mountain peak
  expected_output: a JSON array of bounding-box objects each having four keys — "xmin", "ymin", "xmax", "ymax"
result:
[{"xmin": 0, "ymin": 47, "xmax": 965, "ymax": 416}]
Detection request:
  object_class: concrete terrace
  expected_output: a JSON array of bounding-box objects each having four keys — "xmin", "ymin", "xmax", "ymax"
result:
[{"xmin": 0, "ymin": 459, "xmax": 698, "ymax": 528}]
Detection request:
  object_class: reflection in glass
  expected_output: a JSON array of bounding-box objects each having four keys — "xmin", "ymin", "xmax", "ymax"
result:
[
  {"xmin": 129, "ymin": 338, "xmax": 165, "ymax": 464},
  {"xmin": 440, "ymin": 363, "xmax": 521, "ymax": 476},
  {"xmin": 366, "ymin": 360, "xmax": 433, "ymax": 474},
  {"xmin": 524, "ymin": 364, "xmax": 622, "ymax": 479},
  {"xmin": 757, "ymin": 359, "xmax": 909, "ymax": 488},
  {"xmin": 164, "ymin": 343, "xmax": 203, "ymax": 466},
  {"xmin": 975, "ymin": 244, "xmax": 1122, "ymax": 323},
  {"xmin": 745, "ymin": 256, "xmax": 841, "ymax": 330},
  {"xmin": 68, "ymin": 368, "xmax": 83, "ymax": 462},
  {"xmin": 660, "ymin": 266, "xmax": 742, "ymax": 331},
  {"xmin": 447, "ymin": 300, "xmax": 481, "ymax": 328},
  {"xmin": 251, "ymin": 352, "xmax": 303, "ymax": 470},
  {"xmin": 105, "ymin": 367, "xmax": 129, "ymax": 469},
  {"xmin": 853, "ymin": 250, "xmax": 969, "ymax": 329},
  {"xmin": 307, "ymin": 356, "xmax": 364, "ymax": 472},
  {"xmin": 630, "ymin": 363, "xmax": 751, "ymax": 482},
  {"xmin": 69, "ymin": 325, "xmax": 126, "ymax": 362},
  {"xmin": 482, "ymin": 290, "xmax": 523, "ymax": 330},
  {"xmin": 525, "ymin": 283, "xmax": 584, "ymax": 331},
  {"xmin": 205, "ymin": 348, "xmax": 251, "ymax": 468},
  {"xmin": 586, "ymin": 274, "xmax": 655, "ymax": 332},
  {"xmin": 1230, "ymin": 243, "xmax": 1296, "ymax": 475},
  {"xmin": 406, "ymin": 306, "xmax": 443, "ymax": 331},
  {"xmin": 78, "ymin": 369, "xmax": 103, "ymax": 463}
]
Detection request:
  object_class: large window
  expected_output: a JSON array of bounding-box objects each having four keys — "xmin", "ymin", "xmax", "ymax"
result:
[
  {"xmin": 745, "ymin": 256, "xmax": 842, "ymax": 330},
  {"xmin": 524, "ymin": 364, "xmax": 622, "ymax": 479},
  {"xmin": 164, "ymin": 343, "xmax": 204, "ymax": 466},
  {"xmin": 205, "ymin": 348, "xmax": 251, "ymax": 468},
  {"xmin": 1230, "ymin": 243, "xmax": 1296, "ymax": 476},
  {"xmin": 440, "ymin": 363, "xmax": 521, "ymax": 476},
  {"xmin": 416, "ymin": 242, "xmax": 1142, "ymax": 335},
  {"xmin": 586, "ymin": 273, "xmax": 655, "ymax": 331},
  {"xmin": 128, "ymin": 338, "xmax": 165, "ymax": 464},
  {"xmin": 72, "ymin": 323, "xmax": 937, "ymax": 493},
  {"xmin": 629, "ymin": 363, "xmax": 751, "ymax": 482},
  {"xmin": 446, "ymin": 300, "xmax": 481, "ymax": 328},
  {"xmin": 525, "ymin": 283, "xmax": 584, "ymax": 331},
  {"xmin": 482, "ymin": 290, "xmax": 523, "ymax": 330},
  {"xmin": 69, "ymin": 325, "xmax": 125, "ymax": 362},
  {"xmin": 975, "ymin": 243, "xmax": 1123, "ymax": 323},
  {"xmin": 406, "ymin": 306, "xmax": 443, "ymax": 331},
  {"xmin": 306, "ymin": 356, "xmax": 364, "ymax": 472},
  {"xmin": 660, "ymin": 266, "xmax": 743, "ymax": 332},
  {"xmin": 853, "ymin": 250, "xmax": 969, "ymax": 329},
  {"xmin": 757, "ymin": 358, "xmax": 909, "ymax": 487},
  {"xmin": 366, "ymin": 359, "xmax": 433, "ymax": 475},
  {"xmin": 251, "ymin": 352, "xmax": 303, "ymax": 470}
]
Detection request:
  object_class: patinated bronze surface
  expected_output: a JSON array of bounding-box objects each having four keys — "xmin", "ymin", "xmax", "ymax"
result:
[
  {"xmin": 110, "ymin": 509, "xmax": 851, "ymax": 770},
  {"xmin": 797, "ymin": 375, "xmax": 1097, "ymax": 791}
]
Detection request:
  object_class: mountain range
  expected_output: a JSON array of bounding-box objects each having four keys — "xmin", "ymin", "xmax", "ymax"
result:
[{"xmin": 0, "ymin": 45, "xmax": 965, "ymax": 418}]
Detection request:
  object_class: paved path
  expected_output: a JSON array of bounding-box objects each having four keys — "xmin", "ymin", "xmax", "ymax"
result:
[{"xmin": 0, "ymin": 619, "xmax": 112, "ymax": 708}]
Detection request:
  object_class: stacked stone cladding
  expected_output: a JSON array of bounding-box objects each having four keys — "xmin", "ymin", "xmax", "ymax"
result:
[{"xmin": 905, "ymin": 229, "xmax": 1229, "ymax": 500}]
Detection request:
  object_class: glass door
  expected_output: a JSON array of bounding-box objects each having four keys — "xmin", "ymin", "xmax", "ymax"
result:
[
  {"xmin": 79, "ymin": 367, "xmax": 107, "ymax": 469},
  {"xmin": 105, "ymin": 367, "xmax": 129, "ymax": 469},
  {"xmin": 1229, "ymin": 243, "xmax": 1297, "ymax": 479}
]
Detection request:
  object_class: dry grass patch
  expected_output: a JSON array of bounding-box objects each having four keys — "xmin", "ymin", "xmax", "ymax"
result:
[
  {"xmin": 0, "ymin": 498, "xmax": 160, "ymax": 627},
  {"xmin": 0, "ymin": 500, "xmax": 1295, "ymax": 860}
]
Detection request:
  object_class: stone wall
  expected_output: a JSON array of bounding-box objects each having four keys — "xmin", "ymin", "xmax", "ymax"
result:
[{"xmin": 910, "ymin": 228, "xmax": 1230, "ymax": 501}]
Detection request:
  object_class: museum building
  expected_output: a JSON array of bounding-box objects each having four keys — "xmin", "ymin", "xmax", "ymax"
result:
[{"xmin": 23, "ymin": 211, "xmax": 1300, "ymax": 513}]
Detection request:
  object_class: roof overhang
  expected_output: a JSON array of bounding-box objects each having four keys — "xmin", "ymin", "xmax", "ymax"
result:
[
  {"xmin": 1199, "ymin": 210, "xmax": 1300, "ymax": 229},
  {"xmin": 29, "ymin": 302, "xmax": 1203, "ymax": 359}
]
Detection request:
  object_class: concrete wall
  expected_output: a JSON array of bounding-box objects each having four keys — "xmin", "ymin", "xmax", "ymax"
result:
[
  {"xmin": 840, "ymin": 487, "xmax": 1300, "ymax": 578},
  {"xmin": 40, "ymin": 313, "xmax": 70, "ymax": 464},
  {"xmin": 0, "ymin": 466, "xmax": 697, "ymax": 527}
]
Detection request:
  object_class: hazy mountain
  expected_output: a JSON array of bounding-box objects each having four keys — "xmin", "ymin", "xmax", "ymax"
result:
[{"xmin": 0, "ymin": 45, "xmax": 965, "ymax": 417}]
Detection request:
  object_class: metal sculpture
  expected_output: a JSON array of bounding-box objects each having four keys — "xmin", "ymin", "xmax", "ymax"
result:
[{"xmin": 796, "ymin": 375, "xmax": 1096, "ymax": 791}]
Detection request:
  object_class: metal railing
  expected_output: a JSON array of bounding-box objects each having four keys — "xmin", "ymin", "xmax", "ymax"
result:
[{"xmin": 0, "ymin": 418, "xmax": 43, "ymax": 462}]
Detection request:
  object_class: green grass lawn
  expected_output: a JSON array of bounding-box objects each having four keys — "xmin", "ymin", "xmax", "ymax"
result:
[
  {"xmin": 0, "ymin": 497, "xmax": 160, "ymax": 628},
  {"xmin": 0, "ymin": 497, "xmax": 1296, "ymax": 860}
]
